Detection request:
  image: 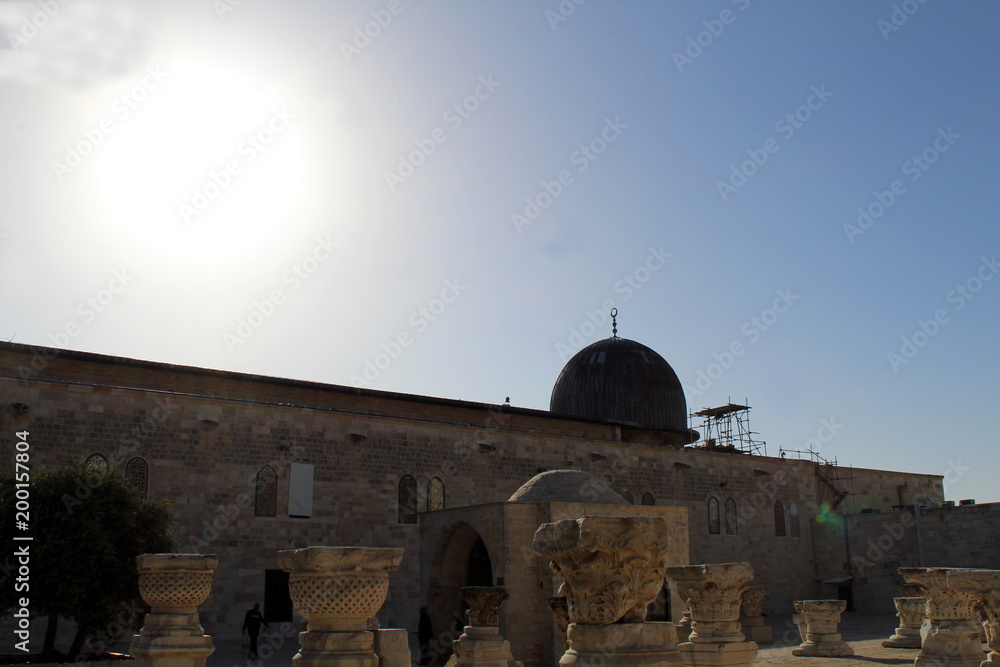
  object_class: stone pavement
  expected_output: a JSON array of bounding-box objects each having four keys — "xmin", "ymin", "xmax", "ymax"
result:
[{"xmin": 203, "ymin": 612, "xmax": 987, "ymax": 667}]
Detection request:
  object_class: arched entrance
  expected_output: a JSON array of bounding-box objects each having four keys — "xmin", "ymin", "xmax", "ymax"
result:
[{"xmin": 426, "ymin": 522, "xmax": 494, "ymax": 661}]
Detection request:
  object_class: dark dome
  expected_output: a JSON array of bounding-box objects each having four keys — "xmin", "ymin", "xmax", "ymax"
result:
[{"xmin": 550, "ymin": 336, "xmax": 689, "ymax": 434}]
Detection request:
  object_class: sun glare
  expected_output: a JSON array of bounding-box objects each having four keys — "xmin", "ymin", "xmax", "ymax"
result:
[{"xmin": 90, "ymin": 62, "xmax": 308, "ymax": 261}]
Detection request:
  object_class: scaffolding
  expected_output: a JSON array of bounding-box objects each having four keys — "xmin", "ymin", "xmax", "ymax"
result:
[{"xmin": 690, "ymin": 401, "xmax": 766, "ymax": 456}]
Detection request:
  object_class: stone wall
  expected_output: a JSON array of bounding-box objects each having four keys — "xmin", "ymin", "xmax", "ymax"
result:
[
  {"xmin": 0, "ymin": 342, "xmax": 945, "ymax": 643},
  {"xmin": 812, "ymin": 503, "xmax": 1000, "ymax": 613}
]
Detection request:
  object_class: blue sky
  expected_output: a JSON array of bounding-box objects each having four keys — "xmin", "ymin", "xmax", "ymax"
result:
[{"xmin": 1, "ymin": 1, "xmax": 997, "ymax": 504}]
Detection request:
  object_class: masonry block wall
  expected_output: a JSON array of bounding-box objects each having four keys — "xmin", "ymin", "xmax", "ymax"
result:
[
  {"xmin": 811, "ymin": 503, "xmax": 1000, "ymax": 614},
  {"xmin": 0, "ymin": 342, "xmax": 944, "ymax": 649}
]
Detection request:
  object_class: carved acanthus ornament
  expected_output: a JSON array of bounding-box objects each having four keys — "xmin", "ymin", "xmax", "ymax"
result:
[{"xmin": 533, "ymin": 516, "xmax": 670, "ymax": 625}]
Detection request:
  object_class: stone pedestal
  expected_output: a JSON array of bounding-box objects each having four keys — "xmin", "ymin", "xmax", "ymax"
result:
[
  {"xmin": 738, "ymin": 587, "xmax": 771, "ymax": 644},
  {"xmin": 666, "ymin": 563, "xmax": 757, "ymax": 667},
  {"xmin": 129, "ymin": 553, "xmax": 218, "ymax": 667},
  {"xmin": 374, "ymin": 629, "xmax": 410, "ymax": 667},
  {"xmin": 901, "ymin": 567, "xmax": 984, "ymax": 667},
  {"xmin": 278, "ymin": 546, "xmax": 403, "ymax": 667},
  {"xmin": 446, "ymin": 587, "xmax": 521, "ymax": 667},
  {"xmin": 562, "ymin": 622, "xmax": 680, "ymax": 667},
  {"xmin": 882, "ymin": 597, "xmax": 925, "ymax": 649},
  {"xmin": 790, "ymin": 600, "xmax": 853, "ymax": 657},
  {"xmin": 533, "ymin": 516, "xmax": 679, "ymax": 667}
]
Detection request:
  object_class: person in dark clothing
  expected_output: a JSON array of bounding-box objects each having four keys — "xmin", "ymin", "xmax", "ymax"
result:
[
  {"xmin": 418, "ymin": 606, "xmax": 433, "ymax": 665},
  {"xmin": 242, "ymin": 602, "xmax": 268, "ymax": 659}
]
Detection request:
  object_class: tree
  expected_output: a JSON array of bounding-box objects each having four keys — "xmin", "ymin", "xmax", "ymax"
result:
[{"xmin": 0, "ymin": 458, "xmax": 177, "ymax": 661}]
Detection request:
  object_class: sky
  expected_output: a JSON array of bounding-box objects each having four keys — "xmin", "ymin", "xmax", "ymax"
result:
[{"xmin": 1, "ymin": 1, "xmax": 998, "ymax": 504}]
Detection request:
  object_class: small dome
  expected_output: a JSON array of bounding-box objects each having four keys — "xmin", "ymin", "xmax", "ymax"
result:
[
  {"xmin": 550, "ymin": 336, "xmax": 690, "ymax": 436},
  {"xmin": 508, "ymin": 470, "xmax": 624, "ymax": 504}
]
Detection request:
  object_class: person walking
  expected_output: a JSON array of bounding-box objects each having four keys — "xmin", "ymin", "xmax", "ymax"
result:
[
  {"xmin": 242, "ymin": 602, "xmax": 269, "ymax": 659},
  {"xmin": 418, "ymin": 606, "xmax": 433, "ymax": 665}
]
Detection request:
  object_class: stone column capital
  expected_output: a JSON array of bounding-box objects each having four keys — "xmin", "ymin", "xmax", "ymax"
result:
[
  {"xmin": 533, "ymin": 516, "xmax": 669, "ymax": 625},
  {"xmin": 739, "ymin": 587, "xmax": 766, "ymax": 619},
  {"xmin": 136, "ymin": 553, "xmax": 218, "ymax": 615},
  {"xmin": 461, "ymin": 587, "xmax": 509, "ymax": 628},
  {"xmin": 279, "ymin": 546, "xmax": 403, "ymax": 634}
]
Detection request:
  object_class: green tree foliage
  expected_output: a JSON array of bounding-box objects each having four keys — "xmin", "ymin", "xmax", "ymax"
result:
[{"xmin": 0, "ymin": 459, "xmax": 177, "ymax": 660}]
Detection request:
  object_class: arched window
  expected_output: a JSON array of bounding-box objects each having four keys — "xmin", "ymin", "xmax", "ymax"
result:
[
  {"xmin": 622, "ymin": 491, "xmax": 635, "ymax": 505},
  {"xmin": 398, "ymin": 475, "xmax": 417, "ymax": 524},
  {"xmin": 427, "ymin": 477, "xmax": 445, "ymax": 511},
  {"xmin": 708, "ymin": 497, "xmax": 721, "ymax": 535},
  {"xmin": 641, "ymin": 492, "xmax": 655, "ymax": 506},
  {"xmin": 774, "ymin": 501, "xmax": 786, "ymax": 537},
  {"xmin": 85, "ymin": 453, "xmax": 108, "ymax": 471},
  {"xmin": 725, "ymin": 497, "xmax": 738, "ymax": 535},
  {"xmin": 790, "ymin": 502, "xmax": 801, "ymax": 537},
  {"xmin": 255, "ymin": 466, "xmax": 277, "ymax": 517},
  {"xmin": 125, "ymin": 457, "xmax": 148, "ymax": 497}
]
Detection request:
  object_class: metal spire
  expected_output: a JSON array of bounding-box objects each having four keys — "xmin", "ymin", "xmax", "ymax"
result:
[{"xmin": 611, "ymin": 308, "xmax": 618, "ymax": 338}]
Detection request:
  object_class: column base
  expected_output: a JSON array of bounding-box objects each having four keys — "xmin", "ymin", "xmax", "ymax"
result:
[
  {"xmin": 129, "ymin": 633, "xmax": 214, "ymax": 667},
  {"xmin": 446, "ymin": 626, "xmax": 522, "ymax": 667},
  {"xmin": 791, "ymin": 642, "xmax": 853, "ymax": 657},
  {"xmin": 293, "ymin": 630, "xmax": 378, "ymax": 667},
  {"xmin": 561, "ymin": 623, "xmax": 680, "ymax": 667},
  {"xmin": 914, "ymin": 622, "xmax": 985, "ymax": 667},
  {"xmin": 676, "ymin": 640, "xmax": 757, "ymax": 667},
  {"xmin": 882, "ymin": 628, "xmax": 922, "ymax": 649}
]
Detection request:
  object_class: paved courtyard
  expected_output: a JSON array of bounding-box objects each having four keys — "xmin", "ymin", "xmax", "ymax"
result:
[{"xmin": 204, "ymin": 611, "xmax": 982, "ymax": 667}]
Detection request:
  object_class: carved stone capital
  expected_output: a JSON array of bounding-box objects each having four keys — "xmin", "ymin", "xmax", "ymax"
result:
[
  {"xmin": 739, "ymin": 587, "xmax": 766, "ymax": 619},
  {"xmin": 278, "ymin": 546, "xmax": 403, "ymax": 634},
  {"xmin": 462, "ymin": 587, "xmax": 509, "ymax": 628},
  {"xmin": 942, "ymin": 568, "xmax": 1000, "ymax": 658},
  {"xmin": 131, "ymin": 554, "xmax": 218, "ymax": 667},
  {"xmin": 901, "ymin": 568, "xmax": 979, "ymax": 620},
  {"xmin": 882, "ymin": 597, "xmax": 926, "ymax": 649},
  {"xmin": 136, "ymin": 553, "xmax": 218, "ymax": 615},
  {"xmin": 533, "ymin": 516, "xmax": 670, "ymax": 625},
  {"xmin": 900, "ymin": 568, "xmax": 984, "ymax": 667},
  {"xmin": 666, "ymin": 563, "xmax": 752, "ymax": 643},
  {"xmin": 791, "ymin": 600, "xmax": 853, "ymax": 657}
]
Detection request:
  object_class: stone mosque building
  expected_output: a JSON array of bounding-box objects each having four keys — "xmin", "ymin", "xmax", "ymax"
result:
[{"xmin": 1, "ymin": 323, "xmax": 985, "ymax": 664}]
